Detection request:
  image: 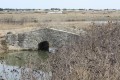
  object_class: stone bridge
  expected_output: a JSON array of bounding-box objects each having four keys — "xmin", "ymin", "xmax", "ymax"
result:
[{"xmin": 6, "ymin": 28, "xmax": 81, "ymax": 51}]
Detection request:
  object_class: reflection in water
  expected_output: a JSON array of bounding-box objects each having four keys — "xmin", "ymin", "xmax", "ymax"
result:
[
  {"xmin": 38, "ymin": 51, "xmax": 49, "ymax": 60},
  {"xmin": 0, "ymin": 51, "xmax": 52, "ymax": 80}
]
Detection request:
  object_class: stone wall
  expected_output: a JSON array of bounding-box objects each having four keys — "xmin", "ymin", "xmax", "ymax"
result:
[{"xmin": 6, "ymin": 28, "xmax": 80, "ymax": 50}]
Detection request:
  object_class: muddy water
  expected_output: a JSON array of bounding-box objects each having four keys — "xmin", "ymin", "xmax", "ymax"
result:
[{"xmin": 0, "ymin": 51, "xmax": 52, "ymax": 80}]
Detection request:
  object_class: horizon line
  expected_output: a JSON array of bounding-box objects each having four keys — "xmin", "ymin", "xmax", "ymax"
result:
[{"xmin": 0, "ymin": 8, "xmax": 120, "ymax": 10}]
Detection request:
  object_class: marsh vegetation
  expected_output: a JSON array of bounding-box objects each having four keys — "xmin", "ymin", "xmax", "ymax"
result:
[{"xmin": 0, "ymin": 11, "xmax": 120, "ymax": 80}]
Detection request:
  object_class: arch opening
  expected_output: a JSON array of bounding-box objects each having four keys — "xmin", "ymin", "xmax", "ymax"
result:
[{"xmin": 38, "ymin": 41, "xmax": 49, "ymax": 51}]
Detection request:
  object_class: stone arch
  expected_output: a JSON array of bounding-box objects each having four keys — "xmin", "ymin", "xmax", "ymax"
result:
[{"xmin": 38, "ymin": 41, "xmax": 49, "ymax": 51}]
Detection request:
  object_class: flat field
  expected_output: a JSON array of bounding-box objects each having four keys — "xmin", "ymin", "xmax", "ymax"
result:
[
  {"xmin": 0, "ymin": 10, "xmax": 120, "ymax": 80},
  {"xmin": 0, "ymin": 10, "xmax": 120, "ymax": 30}
]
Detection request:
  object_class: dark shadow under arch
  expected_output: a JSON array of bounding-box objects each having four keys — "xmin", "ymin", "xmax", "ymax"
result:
[{"xmin": 38, "ymin": 41, "xmax": 49, "ymax": 51}]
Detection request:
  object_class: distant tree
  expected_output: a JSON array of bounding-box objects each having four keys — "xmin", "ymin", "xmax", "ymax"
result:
[
  {"xmin": 51, "ymin": 8, "xmax": 54, "ymax": 11},
  {"xmin": 51, "ymin": 8, "xmax": 60, "ymax": 11},
  {"xmin": 104, "ymin": 9, "xmax": 109, "ymax": 11},
  {"xmin": 63, "ymin": 8, "xmax": 67, "ymax": 11},
  {"xmin": 89, "ymin": 9, "xmax": 94, "ymax": 10},
  {"xmin": 79, "ymin": 9, "xmax": 85, "ymax": 10},
  {"xmin": 0, "ymin": 8, "xmax": 3, "ymax": 11},
  {"xmin": 44, "ymin": 9, "xmax": 49, "ymax": 11}
]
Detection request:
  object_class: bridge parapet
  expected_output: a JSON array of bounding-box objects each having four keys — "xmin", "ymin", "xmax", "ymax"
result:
[{"xmin": 6, "ymin": 28, "xmax": 81, "ymax": 51}]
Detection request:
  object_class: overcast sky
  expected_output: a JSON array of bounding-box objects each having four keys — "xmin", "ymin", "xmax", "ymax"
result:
[{"xmin": 0, "ymin": 0, "xmax": 120, "ymax": 9}]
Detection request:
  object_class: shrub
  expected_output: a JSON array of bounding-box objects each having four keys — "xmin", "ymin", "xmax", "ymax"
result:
[{"xmin": 50, "ymin": 22, "xmax": 120, "ymax": 80}]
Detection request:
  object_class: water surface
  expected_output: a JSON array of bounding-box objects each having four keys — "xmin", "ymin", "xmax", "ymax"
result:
[{"xmin": 0, "ymin": 51, "xmax": 52, "ymax": 80}]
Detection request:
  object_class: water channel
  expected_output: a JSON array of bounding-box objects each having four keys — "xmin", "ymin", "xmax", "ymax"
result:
[{"xmin": 0, "ymin": 51, "xmax": 52, "ymax": 80}]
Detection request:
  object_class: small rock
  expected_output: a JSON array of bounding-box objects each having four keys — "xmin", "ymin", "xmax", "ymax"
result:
[{"xmin": 49, "ymin": 47, "xmax": 58, "ymax": 53}]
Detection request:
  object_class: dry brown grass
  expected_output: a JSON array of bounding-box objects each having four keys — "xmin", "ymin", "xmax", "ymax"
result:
[
  {"xmin": 1, "ymin": 11, "xmax": 120, "ymax": 80},
  {"xmin": 49, "ymin": 22, "xmax": 120, "ymax": 80},
  {"xmin": 0, "ymin": 11, "xmax": 120, "ymax": 30},
  {"xmin": 0, "ymin": 11, "xmax": 120, "ymax": 37}
]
